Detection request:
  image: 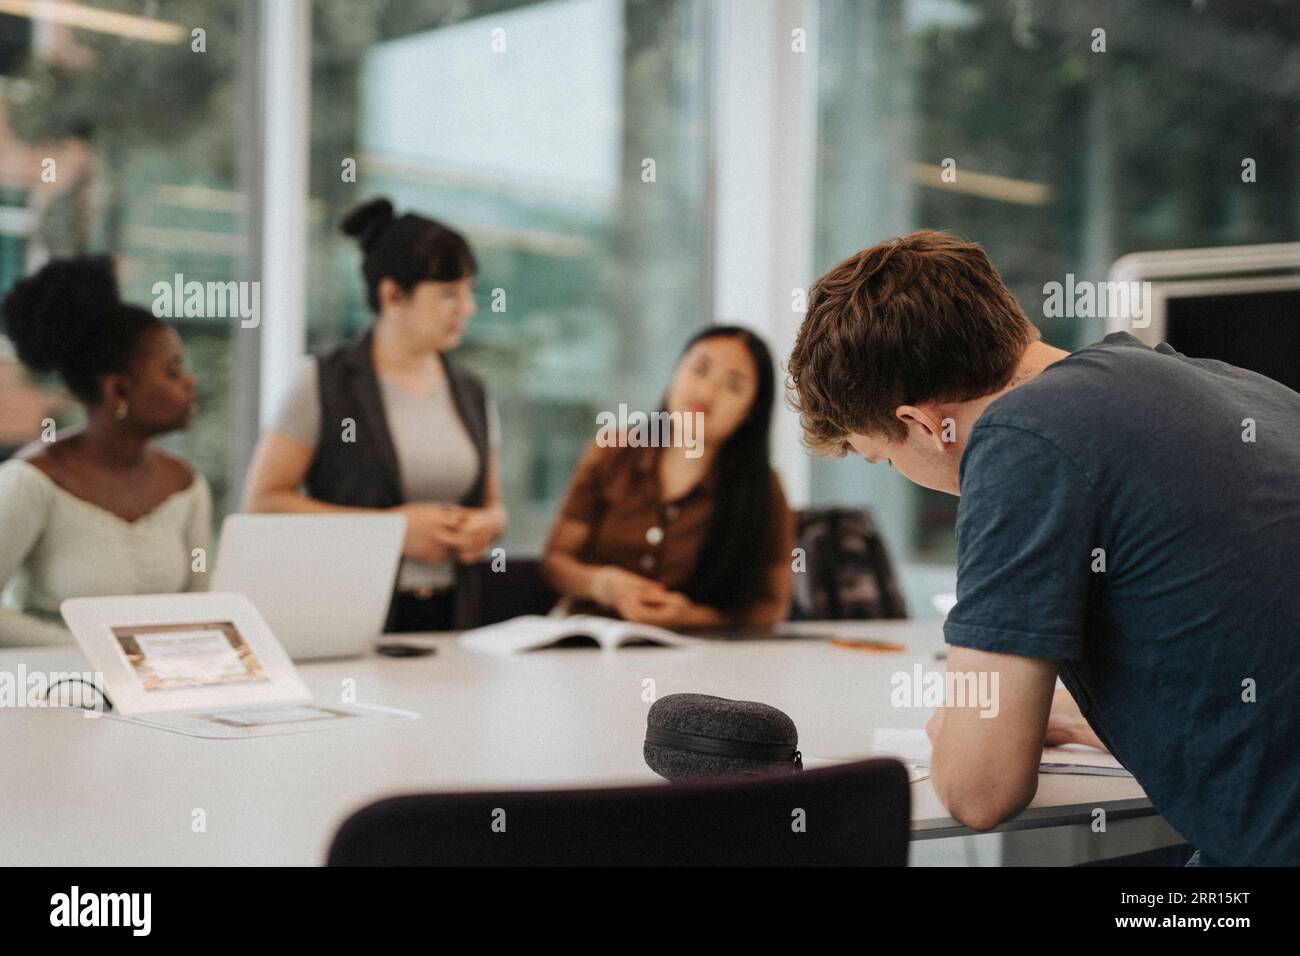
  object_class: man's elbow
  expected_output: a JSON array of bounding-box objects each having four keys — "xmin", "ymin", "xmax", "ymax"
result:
[
  {"xmin": 947, "ymin": 795, "xmax": 1017, "ymax": 833},
  {"xmin": 937, "ymin": 770, "xmax": 1038, "ymax": 833}
]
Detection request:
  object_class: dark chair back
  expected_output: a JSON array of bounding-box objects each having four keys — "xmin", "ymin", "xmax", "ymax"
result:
[
  {"xmin": 467, "ymin": 556, "xmax": 559, "ymax": 627},
  {"xmin": 328, "ymin": 757, "xmax": 910, "ymax": 866}
]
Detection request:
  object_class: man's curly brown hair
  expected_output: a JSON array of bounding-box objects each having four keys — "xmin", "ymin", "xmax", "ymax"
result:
[{"xmin": 787, "ymin": 230, "xmax": 1040, "ymax": 454}]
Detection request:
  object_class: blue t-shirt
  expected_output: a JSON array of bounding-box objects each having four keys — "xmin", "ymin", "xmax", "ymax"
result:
[{"xmin": 944, "ymin": 332, "xmax": 1300, "ymax": 866}]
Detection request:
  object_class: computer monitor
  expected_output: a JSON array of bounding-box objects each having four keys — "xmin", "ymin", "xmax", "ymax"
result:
[{"xmin": 1107, "ymin": 242, "xmax": 1300, "ymax": 394}]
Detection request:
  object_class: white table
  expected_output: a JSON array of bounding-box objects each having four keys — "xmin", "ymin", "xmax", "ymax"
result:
[{"xmin": 0, "ymin": 620, "xmax": 1167, "ymax": 866}]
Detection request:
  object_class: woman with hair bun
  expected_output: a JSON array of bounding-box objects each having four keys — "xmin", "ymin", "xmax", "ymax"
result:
[
  {"xmin": 0, "ymin": 256, "xmax": 208, "ymax": 646},
  {"xmin": 242, "ymin": 198, "xmax": 505, "ymax": 632}
]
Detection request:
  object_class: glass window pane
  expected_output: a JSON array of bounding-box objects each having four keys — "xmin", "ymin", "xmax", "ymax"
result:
[
  {"xmin": 308, "ymin": 0, "xmax": 711, "ymax": 550},
  {"xmin": 814, "ymin": 0, "xmax": 1300, "ymax": 572},
  {"xmin": 0, "ymin": 0, "xmax": 249, "ymax": 527}
]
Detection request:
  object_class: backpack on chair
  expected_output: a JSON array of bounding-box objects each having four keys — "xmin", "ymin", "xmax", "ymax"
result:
[{"xmin": 790, "ymin": 508, "xmax": 907, "ymax": 621}]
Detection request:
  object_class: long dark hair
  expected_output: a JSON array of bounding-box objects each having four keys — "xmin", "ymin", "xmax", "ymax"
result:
[
  {"xmin": 340, "ymin": 197, "xmax": 477, "ymax": 312},
  {"xmin": 670, "ymin": 325, "xmax": 778, "ymax": 615}
]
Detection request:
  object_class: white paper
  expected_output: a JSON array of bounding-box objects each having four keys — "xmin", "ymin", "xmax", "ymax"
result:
[
  {"xmin": 196, "ymin": 704, "xmax": 354, "ymax": 728},
  {"xmin": 114, "ymin": 702, "xmax": 420, "ymax": 739},
  {"xmin": 872, "ymin": 727, "xmax": 933, "ymax": 764},
  {"xmin": 134, "ymin": 630, "xmax": 250, "ymax": 684}
]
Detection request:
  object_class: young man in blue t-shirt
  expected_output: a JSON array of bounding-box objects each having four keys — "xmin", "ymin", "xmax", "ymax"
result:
[{"xmin": 787, "ymin": 230, "xmax": 1300, "ymax": 866}]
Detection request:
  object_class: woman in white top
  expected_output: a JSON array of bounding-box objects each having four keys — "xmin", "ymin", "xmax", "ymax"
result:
[{"xmin": 0, "ymin": 256, "xmax": 209, "ymax": 646}]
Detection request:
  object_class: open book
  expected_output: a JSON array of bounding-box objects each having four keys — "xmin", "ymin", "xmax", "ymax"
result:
[
  {"xmin": 1035, "ymin": 744, "xmax": 1133, "ymax": 777},
  {"xmin": 458, "ymin": 615, "xmax": 696, "ymax": 654}
]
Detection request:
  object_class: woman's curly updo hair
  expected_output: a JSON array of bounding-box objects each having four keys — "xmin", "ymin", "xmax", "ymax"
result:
[{"xmin": 2, "ymin": 255, "xmax": 163, "ymax": 405}]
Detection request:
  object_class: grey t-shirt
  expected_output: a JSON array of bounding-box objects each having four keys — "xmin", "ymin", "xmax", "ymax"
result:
[
  {"xmin": 271, "ymin": 357, "xmax": 499, "ymax": 591},
  {"xmin": 944, "ymin": 332, "xmax": 1300, "ymax": 866}
]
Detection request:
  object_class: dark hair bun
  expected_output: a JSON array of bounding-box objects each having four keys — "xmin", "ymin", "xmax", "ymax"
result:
[
  {"xmin": 340, "ymin": 197, "xmax": 396, "ymax": 252},
  {"xmin": 2, "ymin": 255, "xmax": 120, "ymax": 374}
]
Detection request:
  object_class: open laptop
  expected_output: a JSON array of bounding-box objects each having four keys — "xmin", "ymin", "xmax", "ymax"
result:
[{"xmin": 212, "ymin": 514, "xmax": 406, "ymax": 660}]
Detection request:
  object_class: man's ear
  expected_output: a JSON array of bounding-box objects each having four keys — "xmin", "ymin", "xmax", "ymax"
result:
[{"xmin": 895, "ymin": 404, "xmax": 951, "ymax": 452}]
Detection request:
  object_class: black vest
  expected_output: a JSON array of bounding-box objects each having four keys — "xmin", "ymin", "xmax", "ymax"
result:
[{"xmin": 305, "ymin": 328, "xmax": 489, "ymax": 627}]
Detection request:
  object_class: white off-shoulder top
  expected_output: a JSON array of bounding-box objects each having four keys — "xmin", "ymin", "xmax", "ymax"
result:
[{"xmin": 0, "ymin": 458, "xmax": 211, "ymax": 646}]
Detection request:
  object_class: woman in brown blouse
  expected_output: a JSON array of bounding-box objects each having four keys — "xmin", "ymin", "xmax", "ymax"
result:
[{"xmin": 543, "ymin": 326, "xmax": 793, "ymax": 629}]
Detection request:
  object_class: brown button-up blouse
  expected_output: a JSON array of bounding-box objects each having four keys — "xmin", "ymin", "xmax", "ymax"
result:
[{"xmin": 547, "ymin": 440, "xmax": 795, "ymax": 624}]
